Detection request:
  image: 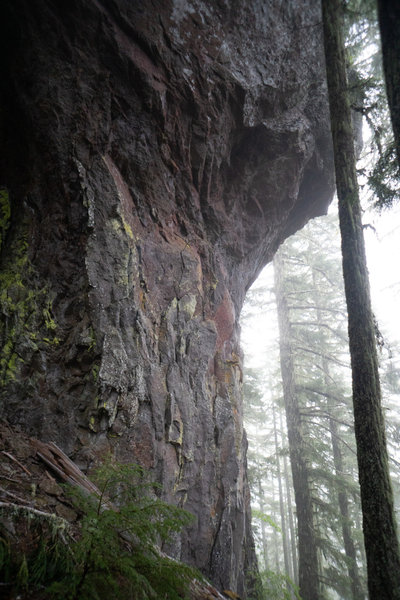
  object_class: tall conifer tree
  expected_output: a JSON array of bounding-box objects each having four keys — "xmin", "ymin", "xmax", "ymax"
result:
[
  {"xmin": 274, "ymin": 253, "xmax": 321, "ymax": 600},
  {"xmin": 321, "ymin": 0, "xmax": 400, "ymax": 597}
]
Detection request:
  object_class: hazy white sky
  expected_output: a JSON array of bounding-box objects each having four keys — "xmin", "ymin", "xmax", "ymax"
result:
[
  {"xmin": 241, "ymin": 200, "xmax": 400, "ymax": 368},
  {"xmin": 364, "ymin": 202, "xmax": 400, "ymax": 343}
]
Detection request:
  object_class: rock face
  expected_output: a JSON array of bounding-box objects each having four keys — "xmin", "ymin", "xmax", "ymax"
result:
[{"xmin": 0, "ymin": 0, "xmax": 334, "ymax": 595}]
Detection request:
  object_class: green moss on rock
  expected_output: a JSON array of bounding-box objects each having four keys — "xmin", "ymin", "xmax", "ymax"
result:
[
  {"xmin": 0, "ymin": 189, "xmax": 10, "ymax": 252},
  {"xmin": 0, "ymin": 216, "xmax": 59, "ymax": 387}
]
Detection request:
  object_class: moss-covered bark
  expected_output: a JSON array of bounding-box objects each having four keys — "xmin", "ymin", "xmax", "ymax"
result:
[{"xmin": 322, "ymin": 1, "xmax": 400, "ymax": 598}]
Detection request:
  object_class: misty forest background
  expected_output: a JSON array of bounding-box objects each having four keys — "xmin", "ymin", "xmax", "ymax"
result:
[
  {"xmin": 242, "ymin": 210, "xmax": 400, "ymax": 600},
  {"xmin": 241, "ymin": 1, "xmax": 400, "ymax": 599}
]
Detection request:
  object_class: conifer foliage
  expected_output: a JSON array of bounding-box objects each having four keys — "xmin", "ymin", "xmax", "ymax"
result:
[{"xmin": 1, "ymin": 460, "xmax": 197, "ymax": 600}]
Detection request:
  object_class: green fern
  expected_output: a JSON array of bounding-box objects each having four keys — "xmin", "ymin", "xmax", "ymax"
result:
[{"xmin": 1, "ymin": 460, "xmax": 198, "ymax": 599}]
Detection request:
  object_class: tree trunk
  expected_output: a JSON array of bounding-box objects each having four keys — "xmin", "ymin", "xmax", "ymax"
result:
[
  {"xmin": 354, "ymin": 499, "xmax": 368, "ymax": 574},
  {"xmin": 273, "ymin": 404, "xmax": 292, "ymax": 582},
  {"xmin": 377, "ymin": 0, "xmax": 400, "ymax": 169},
  {"xmin": 257, "ymin": 468, "xmax": 269, "ymax": 571},
  {"xmin": 329, "ymin": 414, "xmax": 365, "ymax": 600},
  {"xmin": 280, "ymin": 410, "xmax": 299, "ymax": 585},
  {"xmin": 271, "ymin": 479, "xmax": 281, "ymax": 574},
  {"xmin": 322, "ymin": 1, "xmax": 400, "ymax": 598},
  {"xmin": 274, "ymin": 253, "xmax": 321, "ymax": 600}
]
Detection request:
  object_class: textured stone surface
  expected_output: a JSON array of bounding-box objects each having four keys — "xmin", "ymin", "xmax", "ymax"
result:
[{"xmin": 0, "ymin": 0, "xmax": 334, "ymax": 595}]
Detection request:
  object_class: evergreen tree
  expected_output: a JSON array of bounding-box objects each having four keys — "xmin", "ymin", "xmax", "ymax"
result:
[
  {"xmin": 275, "ymin": 220, "xmax": 367, "ymax": 599},
  {"xmin": 274, "ymin": 252, "xmax": 320, "ymax": 600},
  {"xmin": 322, "ymin": 0, "xmax": 400, "ymax": 597},
  {"xmin": 344, "ymin": 0, "xmax": 399, "ymax": 210}
]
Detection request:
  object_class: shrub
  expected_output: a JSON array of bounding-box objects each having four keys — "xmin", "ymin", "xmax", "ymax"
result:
[{"xmin": 0, "ymin": 460, "xmax": 197, "ymax": 599}]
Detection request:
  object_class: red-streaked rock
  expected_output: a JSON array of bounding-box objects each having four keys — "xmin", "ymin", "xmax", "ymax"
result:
[{"xmin": 0, "ymin": 1, "xmax": 334, "ymax": 595}]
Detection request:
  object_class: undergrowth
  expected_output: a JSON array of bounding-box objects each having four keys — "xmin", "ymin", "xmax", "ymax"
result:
[
  {"xmin": 248, "ymin": 569, "xmax": 302, "ymax": 600},
  {"xmin": 0, "ymin": 460, "xmax": 197, "ymax": 599}
]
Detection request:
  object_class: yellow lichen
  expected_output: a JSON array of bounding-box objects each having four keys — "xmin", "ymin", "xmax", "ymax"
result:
[
  {"xmin": 121, "ymin": 215, "xmax": 134, "ymax": 240},
  {"xmin": 0, "ymin": 188, "xmax": 11, "ymax": 252},
  {"xmin": 0, "ymin": 219, "xmax": 60, "ymax": 384}
]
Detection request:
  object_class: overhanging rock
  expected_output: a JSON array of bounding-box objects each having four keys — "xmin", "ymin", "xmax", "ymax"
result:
[{"xmin": 0, "ymin": 1, "xmax": 334, "ymax": 595}]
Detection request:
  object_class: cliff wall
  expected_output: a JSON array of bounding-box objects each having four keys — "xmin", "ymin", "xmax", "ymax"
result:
[{"xmin": 0, "ymin": 0, "xmax": 334, "ymax": 595}]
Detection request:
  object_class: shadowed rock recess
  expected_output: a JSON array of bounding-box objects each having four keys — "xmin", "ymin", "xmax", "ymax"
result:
[{"xmin": 0, "ymin": 0, "xmax": 334, "ymax": 595}]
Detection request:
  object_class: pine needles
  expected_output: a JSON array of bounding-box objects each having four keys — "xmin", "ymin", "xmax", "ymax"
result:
[{"xmin": 0, "ymin": 459, "xmax": 197, "ymax": 599}]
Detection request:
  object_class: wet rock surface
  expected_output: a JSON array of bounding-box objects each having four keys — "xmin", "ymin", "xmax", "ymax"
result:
[{"xmin": 0, "ymin": 0, "xmax": 334, "ymax": 594}]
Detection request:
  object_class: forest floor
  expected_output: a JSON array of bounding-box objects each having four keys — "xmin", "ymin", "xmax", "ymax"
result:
[
  {"xmin": 0, "ymin": 419, "xmax": 78, "ymax": 516},
  {"xmin": 0, "ymin": 420, "xmax": 79, "ymax": 599},
  {"xmin": 0, "ymin": 420, "xmax": 229, "ymax": 600}
]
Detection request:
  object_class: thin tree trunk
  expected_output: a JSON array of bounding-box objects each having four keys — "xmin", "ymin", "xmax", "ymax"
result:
[
  {"xmin": 377, "ymin": 0, "xmax": 400, "ymax": 169},
  {"xmin": 274, "ymin": 253, "xmax": 321, "ymax": 600},
  {"xmin": 322, "ymin": 1, "xmax": 400, "ymax": 598},
  {"xmin": 271, "ymin": 479, "xmax": 281, "ymax": 574},
  {"xmin": 280, "ymin": 410, "xmax": 298, "ymax": 585},
  {"xmin": 273, "ymin": 404, "xmax": 292, "ymax": 582},
  {"xmin": 257, "ymin": 468, "xmax": 269, "ymax": 571}
]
